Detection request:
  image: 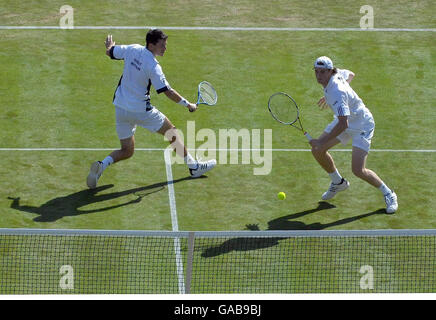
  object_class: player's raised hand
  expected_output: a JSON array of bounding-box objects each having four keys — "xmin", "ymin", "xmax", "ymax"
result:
[
  {"xmin": 317, "ymin": 96, "xmax": 328, "ymax": 109},
  {"xmin": 105, "ymin": 34, "xmax": 115, "ymax": 49}
]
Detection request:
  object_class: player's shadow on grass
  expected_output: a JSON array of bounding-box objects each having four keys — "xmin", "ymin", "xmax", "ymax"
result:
[
  {"xmin": 7, "ymin": 176, "xmax": 196, "ymax": 222},
  {"xmin": 201, "ymin": 201, "xmax": 386, "ymax": 258}
]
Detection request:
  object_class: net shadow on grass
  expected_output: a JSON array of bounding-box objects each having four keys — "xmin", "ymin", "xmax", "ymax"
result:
[
  {"xmin": 7, "ymin": 176, "xmax": 198, "ymax": 222},
  {"xmin": 201, "ymin": 202, "xmax": 386, "ymax": 257}
]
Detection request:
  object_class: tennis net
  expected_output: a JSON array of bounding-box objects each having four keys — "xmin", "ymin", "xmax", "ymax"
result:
[{"xmin": 0, "ymin": 228, "xmax": 434, "ymax": 294}]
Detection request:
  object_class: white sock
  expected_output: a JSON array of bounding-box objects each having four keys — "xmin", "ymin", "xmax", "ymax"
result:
[
  {"xmin": 101, "ymin": 156, "xmax": 114, "ymax": 171},
  {"xmin": 184, "ymin": 153, "xmax": 198, "ymax": 169},
  {"xmin": 379, "ymin": 183, "xmax": 392, "ymax": 195},
  {"xmin": 329, "ymin": 169, "xmax": 343, "ymax": 184}
]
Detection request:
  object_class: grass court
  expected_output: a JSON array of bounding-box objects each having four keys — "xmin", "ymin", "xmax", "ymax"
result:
[{"xmin": 0, "ymin": 0, "xmax": 435, "ymax": 293}]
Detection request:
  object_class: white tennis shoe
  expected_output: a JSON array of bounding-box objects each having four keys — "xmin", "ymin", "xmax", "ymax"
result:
[
  {"xmin": 87, "ymin": 161, "xmax": 103, "ymax": 189},
  {"xmin": 384, "ymin": 191, "xmax": 398, "ymax": 214},
  {"xmin": 190, "ymin": 159, "xmax": 217, "ymax": 178},
  {"xmin": 322, "ymin": 178, "xmax": 350, "ymax": 200}
]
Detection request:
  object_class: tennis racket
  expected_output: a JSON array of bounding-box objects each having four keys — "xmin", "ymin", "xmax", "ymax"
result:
[
  {"xmin": 268, "ymin": 92, "xmax": 312, "ymax": 141},
  {"xmin": 196, "ymin": 81, "xmax": 218, "ymax": 106}
]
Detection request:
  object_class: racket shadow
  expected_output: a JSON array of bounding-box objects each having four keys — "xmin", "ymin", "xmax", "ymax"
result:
[{"xmin": 201, "ymin": 202, "xmax": 386, "ymax": 258}]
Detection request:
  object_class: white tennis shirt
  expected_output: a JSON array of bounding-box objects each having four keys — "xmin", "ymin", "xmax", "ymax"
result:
[
  {"xmin": 324, "ymin": 69, "xmax": 371, "ymax": 125},
  {"xmin": 109, "ymin": 44, "xmax": 171, "ymax": 112}
]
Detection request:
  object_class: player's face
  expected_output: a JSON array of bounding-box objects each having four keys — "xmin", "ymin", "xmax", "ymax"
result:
[
  {"xmin": 155, "ymin": 39, "xmax": 167, "ymax": 56},
  {"xmin": 315, "ymin": 68, "xmax": 333, "ymax": 87},
  {"xmin": 149, "ymin": 38, "xmax": 167, "ymax": 56}
]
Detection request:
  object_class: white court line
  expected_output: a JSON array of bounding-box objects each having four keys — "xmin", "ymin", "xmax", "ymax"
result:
[
  {"xmin": 164, "ymin": 148, "xmax": 180, "ymax": 231},
  {"xmin": 163, "ymin": 148, "xmax": 185, "ymax": 294},
  {"xmin": 0, "ymin": 148, "xmax": 435, "ymax": 152},
  {"xmin": 1, "ymin": 26, "xmax": 435, "ymax": 32}
]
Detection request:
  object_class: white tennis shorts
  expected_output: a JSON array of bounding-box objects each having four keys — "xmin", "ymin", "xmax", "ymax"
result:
[
  {"xmin": 324, "ymin": 114, "xmax": 375, "ymax": 153},
  {"xmin": 115, "ymin": 105, "xmax": 166, "ymax": 140}
]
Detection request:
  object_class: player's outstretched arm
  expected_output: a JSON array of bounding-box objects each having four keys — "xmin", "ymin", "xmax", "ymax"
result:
[{"xmin": 164, "ymin": 88, "xmax": 197, "ymax": 112}]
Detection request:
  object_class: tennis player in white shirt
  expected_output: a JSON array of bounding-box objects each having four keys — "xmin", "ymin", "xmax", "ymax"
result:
[
  {"xmin": 311, "ymin": 56, "xmax": 398, "ymax": 213},
  {"xmin": 87, "ymin": 29, "xmax": 216, "ymax": 189}
]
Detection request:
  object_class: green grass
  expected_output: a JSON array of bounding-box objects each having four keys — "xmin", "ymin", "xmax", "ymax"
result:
[
  {"xmin": 0, "ymin": 0, "xmax": 435, "ymax": 294},
  {"xmin": 1, "ymin": 0, "xmax": 435, "ymax": 28}
]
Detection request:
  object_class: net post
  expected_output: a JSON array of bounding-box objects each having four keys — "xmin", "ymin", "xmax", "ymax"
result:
[{"xmin": 185, "ymin": 231, "xmax": 195, "ymax": 294}]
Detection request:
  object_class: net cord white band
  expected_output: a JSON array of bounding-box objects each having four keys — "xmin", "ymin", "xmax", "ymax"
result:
[{"xmin": 1, "ymin": 228, "xmax": 435, "ymax": 238}]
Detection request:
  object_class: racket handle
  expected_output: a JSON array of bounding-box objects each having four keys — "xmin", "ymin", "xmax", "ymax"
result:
[{"xmin": 304, "ymin": 132, "xmax": 313, "ymax": 141}]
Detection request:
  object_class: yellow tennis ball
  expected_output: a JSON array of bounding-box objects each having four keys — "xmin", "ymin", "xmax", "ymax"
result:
[{"xmin": 277, "ymin": 192, "xmax": 286, "ymax": 200}]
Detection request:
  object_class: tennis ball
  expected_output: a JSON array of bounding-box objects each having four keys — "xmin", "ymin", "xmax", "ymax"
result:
[{"xmin": 277, "ymin": 192, "xmax": 286, "ymax": 200}]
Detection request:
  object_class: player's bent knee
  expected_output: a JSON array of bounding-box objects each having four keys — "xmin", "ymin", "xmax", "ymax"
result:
[
  {"xmin": 164, "ymin": 127, "xmax": 180, "ymax": 143},
  {"xmin": 127, "ymin": 149, "xmax": 135, "ymax": 159},
  {"xmin": 127, "ymin": 147, "xmax": 135, "ymax": 158},
  {"xmin": 121, "ymin": 146, "xmax": 134, "ymax": 159},
  {"xmin": 352, "ymin": 167, "xmax": 365, "ymax": 178}
]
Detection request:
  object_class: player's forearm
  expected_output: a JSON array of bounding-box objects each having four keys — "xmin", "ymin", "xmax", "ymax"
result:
[
  {"xmin": 164, "ymin": 88, "xmax": 197, "ymax": 112},
  {"xmin": 164, "ymin": 88, "xmax": 186, "ymax": 103},
  {"xmin": 320, "ymin": 120, "xmax": 348, "ymax": 144},
  {"xmin": 166, "ymin": 88, "xmax": 195, "ymax": 105}
]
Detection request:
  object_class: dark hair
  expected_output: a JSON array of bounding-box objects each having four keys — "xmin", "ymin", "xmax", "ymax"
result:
[
  {"xmin": 332, "ymin": 67, "xmax": 338, "ymax": 74},
  {"xmin": 146, "ymin": 29, "xmax": 168, "ymax": 47}
]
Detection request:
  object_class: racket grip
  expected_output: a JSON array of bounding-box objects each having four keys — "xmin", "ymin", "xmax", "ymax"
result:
[{"xmin": 304, "ymin": 132, "xmax": 313, "ymax": 141}]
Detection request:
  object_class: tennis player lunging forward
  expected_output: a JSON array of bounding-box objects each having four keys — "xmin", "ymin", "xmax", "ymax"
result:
[
  {"xmin": 311, "ymin": 56, "xmax": 398, "ymax": 213},
  {"xmin": 87, "ymin": 29, "xmax": 216, "ymax": 189}
]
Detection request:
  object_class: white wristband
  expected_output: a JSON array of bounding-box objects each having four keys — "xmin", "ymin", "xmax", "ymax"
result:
[{"xmin": 178, "ymin": 98, "xmax": 189, "ymax": 107}]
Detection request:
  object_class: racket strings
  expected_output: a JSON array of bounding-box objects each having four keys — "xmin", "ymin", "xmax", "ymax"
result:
[
  {"xmin": 199, "ymin": 83, "xmax": 217, "ymax": 105},
  {"xmin": 268, "ymin": 92, "xmax": 311, "ymax": 140},
  {"xmin": 268, "ymin": 94, "xmax": 299, "ymax": 126}
]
